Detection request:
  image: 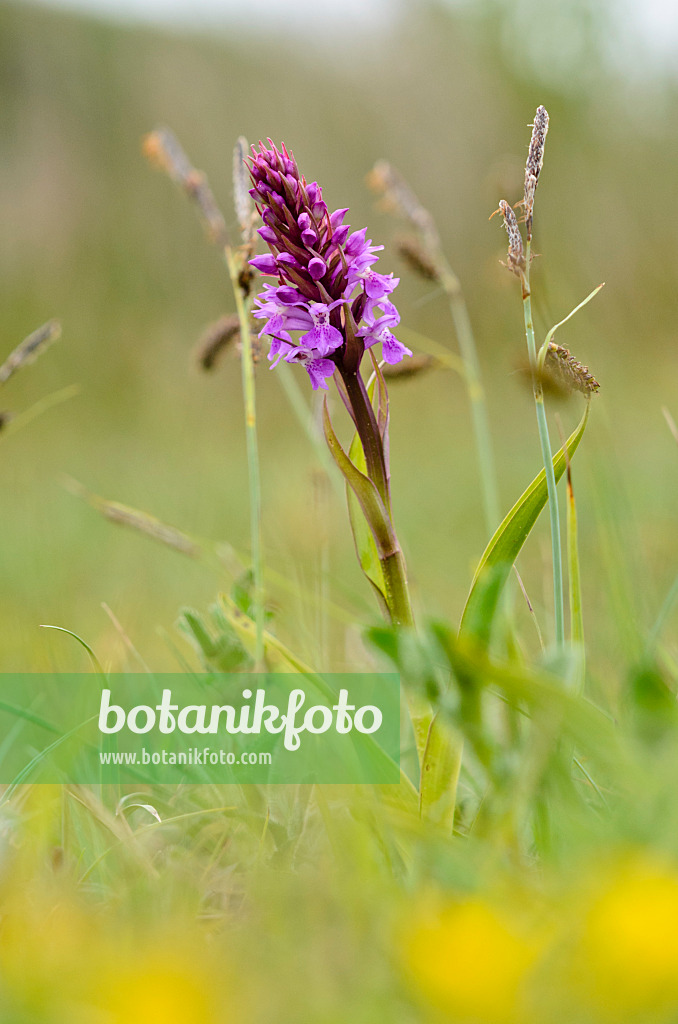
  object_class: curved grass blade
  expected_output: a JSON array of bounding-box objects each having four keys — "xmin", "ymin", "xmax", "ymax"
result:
[
  {"xmin": 460, "ymin": 402, "xmax": 590, "ymax": 646},
  {"xmin": 0, "ymin": 701, "xmax": 60, "ymax": 735},
  {"xmin": 39, "ymin": 624, "xmax": 106, "ymax": 676},
  {"xmin": 0, "ymin": 384, "xmax": 79, "ymax": 440},
  {"xmin": 0, "ymin": 714, "xmax": 99, "ymax": 806}
]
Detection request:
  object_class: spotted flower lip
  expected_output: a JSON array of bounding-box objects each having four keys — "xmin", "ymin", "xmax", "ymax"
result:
[
  {"xmin": 358, "ymin": 302, "xmax": 413, "ymax": 365},
  {"xmin": 247, "ymin": 140, "xmax": 410, "ymax": 390}
]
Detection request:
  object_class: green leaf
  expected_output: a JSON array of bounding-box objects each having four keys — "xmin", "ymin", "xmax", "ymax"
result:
[
  {"xmin": 433, "ymin": 626, "xmax": 621, "ymax": 766},
  {"xmin": 419, "ymin": 713, "xmax": 463, "ymax": 830},
  {"xmin": 566, "ymin": 466, "xmax": 583, "ymax": 650},
  {"xmin": 343, "ymin": 361, "xmax": 394, "ymax": 609},
  {"xmin": 368, "ymin": 349, "xmax": 390, "ymax": 447},
  {"xmin": 460, "ymin": 403, "xmax": 590, "ymax": 647},
  {"xmin": 216, "ymin": 594, "xmax": 335, "ymax": 702},
  {"xmin": 322, "ymin": 399, "xmax": 396, "ymax": 562},
  {"xmin": 565, "ymin": 459, "xmax": 586, "ymax": 691},
  {"xmin": 178, "ymin": 607, "xmax": 252, "ymax": 672}
]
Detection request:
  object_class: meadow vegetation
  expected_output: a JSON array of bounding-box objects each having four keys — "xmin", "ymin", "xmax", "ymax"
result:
[{"xmin": 3, "ymin": 1, "xmax": 678, "ymax": 1020}]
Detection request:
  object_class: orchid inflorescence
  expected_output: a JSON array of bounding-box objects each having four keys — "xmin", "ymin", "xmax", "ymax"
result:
[{"xmin": 247, "ymin": 140, "xmax": 412, "ymax": 391}]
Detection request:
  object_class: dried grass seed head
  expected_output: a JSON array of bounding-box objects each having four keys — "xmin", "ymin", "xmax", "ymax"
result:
[
  {"xmin": 195, "ymin": 314, "xmax": 241, "ymax": 371},
  {"xmin": 498, "ymin": 199, "xmax": 525, "ymax": 275},
  {"xmin": 143, "ymin": 128, "xmax": 229, "ymax": 248},
  {"xmin": 545, "ymin": 342, "xmax": 600, "ymax": 396},
  {"xmin": 0, "ymin": 320, "xmax": 61, "ymax": 386},
  {"xmin": 381, "ymin": 353, "xmax": 438, "ymax": 379},
  {"xmin": 367, "ymin": 160, "xmax": 439, "ymax": 249},
  {"xmin": 524, "ymin": 106, "xmax": 549, "ymax": 239},
  {"xmin": 395, "ymin": 235, "xmax": 440, "ymax": 283}
]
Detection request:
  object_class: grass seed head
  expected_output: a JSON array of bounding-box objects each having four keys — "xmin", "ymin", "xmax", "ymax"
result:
[
  {"xmin": 0, "ymin": 320, "xmax": 61, "ymax": 386},
  {"xmin": 498, "ymin": 200, "xmax": 525, "ymax": 275},
  {"xmin": 395, "ymin": 235, "xmax": 441, "ymax": 283},
  {"xmin": 143, "ymin": 128, "xmax": 229, "ymax": 248},
  {"xmin": 546, "ymin": 342, "xmax": 600, "ymax": 395},
  {"xmin": 524, "ymin": 106, "xmax": 549, "ymax": 239},
  {"xmin": 195, "ymin": 314, "xmax": 241, "ymax": 371},
  {"xmin": 367, "ymin": 160, "xmax": 440, "ymax": 259},
  {"xmin": 382, "ymin": 353, "xmax": 438, "ymax": 379}
]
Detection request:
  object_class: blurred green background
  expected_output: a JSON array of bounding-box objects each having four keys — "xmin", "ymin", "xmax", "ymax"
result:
[{"xmin": 2, "ymin": 0, "xmax": 677, "ymax": 681}]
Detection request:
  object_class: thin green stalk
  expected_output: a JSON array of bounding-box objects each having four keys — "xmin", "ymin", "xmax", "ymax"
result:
[
  {"xmin": 521, "ymin": 241, "xmax": 564, "ymax": 648},
  {"xmin": 647, "ymin": 572, "xmax": 678, "ymax": 657},
  {"xmin": 342, "ymin": 366, "xmax": 413, "ymax": 627},
  {"xmin": 226, "ymin": 249, "xmax": 264, "ymax": 665},
  {"xmin": 566, "ymin": 465, "xmax": 584, "ymax": 650},
  {"xmin": 340, "ymin": 367, "xmax": 390, "ymax": 507},
  {"xmin": 438, "ymin": 261, "xmax": 500, "ymax": 533},
  {"xmin": 276, "ymin": 361, "xmax": 339, "ymax": 487},
  {"xmin": 380, "ymin": 550, "xmax": 414, "ymax": 628}
]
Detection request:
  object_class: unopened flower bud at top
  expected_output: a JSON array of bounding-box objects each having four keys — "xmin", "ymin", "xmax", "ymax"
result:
[{"xmin": 246, "ymin": 140, "xmax": 412, "ymax": 390}]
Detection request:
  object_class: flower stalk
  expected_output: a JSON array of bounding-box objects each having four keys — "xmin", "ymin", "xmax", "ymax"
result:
[{"xmin": 246, "ymin": 140, "xmax": 415, "ymax": 630}]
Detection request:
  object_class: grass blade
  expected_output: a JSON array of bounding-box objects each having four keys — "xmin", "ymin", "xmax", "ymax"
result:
[{"xmin": 39, "ymin": 625, "xmax": 106, "ymax": 675}]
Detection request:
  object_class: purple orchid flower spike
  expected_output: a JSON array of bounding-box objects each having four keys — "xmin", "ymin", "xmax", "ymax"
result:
[
  {"xmin": 246, "ymin": 140, "xmax": 410, "ymax": 392},
  {"xmin": 247, "ymin": 140, "xmax": 415, "ymax": 638}
]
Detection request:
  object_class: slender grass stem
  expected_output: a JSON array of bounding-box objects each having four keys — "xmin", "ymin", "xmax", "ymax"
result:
[
  {"xmin": 521, "ymin": 241, "xmax": 564, "ymax": 648},
  {"xmin": 226, "ymin": 249, "xmax": 265, "ymax": 665},
  {"xmin": 276, "ymin": 361, "xmax": 342, "ymax": 492},
  {"xmin": 647, "ymin": 572, "xmax": 678, "ymax": 657},
  {"xmin": 438, "ymin": 261, "xmax": 500, "ymax": 534}
]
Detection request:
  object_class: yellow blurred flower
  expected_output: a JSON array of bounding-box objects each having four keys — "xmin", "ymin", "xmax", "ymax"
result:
[
  {"xmin": 95, "ymin": 950, "xmax": 223, "ymax": 1024},
  {"xmin": 572, "ymin": 853, "xmax": 678, "ymax": 1017},
  {"xmin": 0, "ymin": 880, "xmax": 235, "ymax": 1023},
  {"xmin": 402, "ymin": 897, "xmax": 542, "ymax": 1022}
]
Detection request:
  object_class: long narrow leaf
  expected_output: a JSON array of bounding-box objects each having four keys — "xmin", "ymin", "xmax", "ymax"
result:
[
  {"xmin": 460, "ymin": 402, "xmax": 590, "ymax": 646},
  {"xmin": 368, "ymin": 350, "xmax": 390, "ymax": 454},
  {"xmin": 567, "ymin": 462, "xmax": 585, "ymax": 690},
  {"xmin": 322, "ymin": 399, "xmax": 396, "ymax": 559},
  {"xmin": 419, "ymin": 713, "xmax": 463, "ymax": 829}
]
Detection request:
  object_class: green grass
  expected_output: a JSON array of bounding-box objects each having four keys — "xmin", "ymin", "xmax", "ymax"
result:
[{"xmin": 3, "ymin": 2, "xmax": 678, "ymax": 1020}]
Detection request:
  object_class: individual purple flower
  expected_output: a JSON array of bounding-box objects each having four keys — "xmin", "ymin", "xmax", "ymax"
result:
[
  {"xmin": 247, "ymin": 140, "xmax": 411, "ymax": 390},
  {"xmin": 358, "ymin": 302, "xmax": 413, "ymax": 365}
]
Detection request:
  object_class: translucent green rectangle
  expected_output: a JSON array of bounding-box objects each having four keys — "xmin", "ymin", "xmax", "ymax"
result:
[{"xmin": 0, "ymin": 673, "xmax": 401, "ymax": 785}]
